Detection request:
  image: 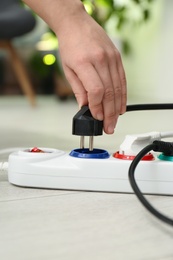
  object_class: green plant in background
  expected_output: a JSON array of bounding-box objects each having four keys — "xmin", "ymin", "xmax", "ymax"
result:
[
  {"xmin": 30, "ymin": 32, "xmax": 61, "ymax": 78},
  {"xmin": 29, "ymin": 32, "xmax": 62, "ymax": 94},
  {"xmin": 82, "ymin": 0, "xmax": 155, "ymax": 54},
  {"xmin": 30, "ymin": 32, "xmax": 71, "ymax": 96}
]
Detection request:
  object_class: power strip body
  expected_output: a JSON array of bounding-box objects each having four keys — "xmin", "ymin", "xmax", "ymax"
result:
[{"xmin": 8, "ymin": 148, "xmax": 173, "ymax": 195}]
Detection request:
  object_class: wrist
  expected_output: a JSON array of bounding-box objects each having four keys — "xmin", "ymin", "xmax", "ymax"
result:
[
  {"xmin": 23, "ymin": 0, "xmax": 86, "ymax": 36},
  {"xmin": 50, "ymin": 0, "xmax": 86, "ymax": 36}
]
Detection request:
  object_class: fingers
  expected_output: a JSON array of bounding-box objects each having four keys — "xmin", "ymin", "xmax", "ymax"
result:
[
  {"xmin": 93, "ymin": 47, "xmax": 126, "ymax": 134},
  {"xmin": 73, "ymin": 62, "xmax": 105, "ymax": 121},
  {"xmin": 64, "ymin": 66, "xmax": 88, "ymax": 108},
  {"xmin": 93, "ymin": 49, "xmax": 118, "ymax": 134},
  {"xmin": 115, "ymin": 50, "xmax": 127, "ymax": 114}
]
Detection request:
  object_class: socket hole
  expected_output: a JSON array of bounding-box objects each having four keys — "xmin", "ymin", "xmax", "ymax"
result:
[
  {"xmin": 70, "ymin": 148, "xmax": 109, "ymax": 159},
  {"xmin": 113, "ymin": 151, "xmax": 154, "ymax": 161}
]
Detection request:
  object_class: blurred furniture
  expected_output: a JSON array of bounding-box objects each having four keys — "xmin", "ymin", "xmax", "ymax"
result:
[{"xmin": 0, "ymin": 0, "xmax": 36, "ymax": 106}]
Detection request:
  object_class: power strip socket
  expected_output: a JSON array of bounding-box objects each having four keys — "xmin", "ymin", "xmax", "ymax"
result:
[{"xmin": 8, "ymin": 147, "xmax": 173, "ymax": 195}]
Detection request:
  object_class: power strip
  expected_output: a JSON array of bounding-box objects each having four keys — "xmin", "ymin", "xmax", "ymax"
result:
[{"xmin": 8, "ymin": 147, "xmax": 173, "ymax": 195}]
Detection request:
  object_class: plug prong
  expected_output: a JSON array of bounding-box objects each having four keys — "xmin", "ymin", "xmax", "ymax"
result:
[
  {"xmin": 80, "ymin": 136, "xmax": 85, "ymax": 149},
  {"xmin": 89, "ymin": 136, "xmax": 94, "ymax": 151}
]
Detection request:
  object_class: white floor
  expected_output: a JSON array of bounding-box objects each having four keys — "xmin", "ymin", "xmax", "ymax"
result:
[{"xmin": 0, "ymin": 96, "xmax": 173, "ymax": 260}]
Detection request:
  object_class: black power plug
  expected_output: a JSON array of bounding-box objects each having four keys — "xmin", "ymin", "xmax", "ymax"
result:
[{"xmin": 72, "ymin": 106, "xmax": 103, "ymax": 151}]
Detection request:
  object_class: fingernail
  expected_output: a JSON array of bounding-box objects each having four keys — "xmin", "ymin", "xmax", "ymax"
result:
[
  {"xmin": 107, "ymin": 124, "xmax": 115, "ymax": 134},
  {"xmin": 96, "ymin": 112, "xmax": 104, "ymax": 121}
]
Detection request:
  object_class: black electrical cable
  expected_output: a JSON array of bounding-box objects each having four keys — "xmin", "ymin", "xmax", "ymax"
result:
[
  {"xmin": 128, "ymin": 142, "xmax": 173, "ymax": 226},
  {"xmin": 126, "ymin": 103, "xmax": 173, "ymax": 112},
  {"xmin": 125, "ymin": 103, "xmax": 173, "ymax": 225}
]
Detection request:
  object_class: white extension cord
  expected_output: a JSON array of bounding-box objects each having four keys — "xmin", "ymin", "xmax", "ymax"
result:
[
  {"xmin": 1, "ymin": 131, "xmax": 173, "ymax": 194},
  {"xmin": 0, "ymin": 161, "xmax": 8, "ymax": 175},
  {"xmin": 0, "ymin": 147, "xmax": 24, "ymax": 175}
]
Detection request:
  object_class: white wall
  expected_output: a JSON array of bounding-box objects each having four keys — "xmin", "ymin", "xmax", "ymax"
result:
[{"xmin": 122, "ymin": 0, "xmax": 173, "ymax": 103}]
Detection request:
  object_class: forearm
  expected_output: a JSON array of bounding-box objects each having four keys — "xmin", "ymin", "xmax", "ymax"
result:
[{"xmin": 23, "ymin": 0, "xmax": 85, "ymax": 34}]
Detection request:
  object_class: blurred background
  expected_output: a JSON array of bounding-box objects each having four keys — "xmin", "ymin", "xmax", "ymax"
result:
[{"xmin": 0, "ymin": 0, "xmax": 173, "ymax": 103}]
